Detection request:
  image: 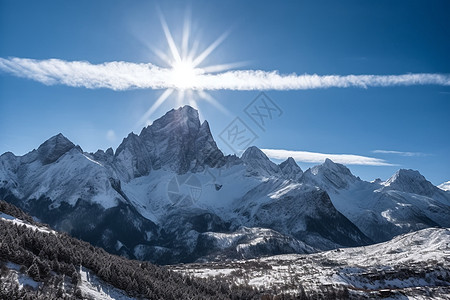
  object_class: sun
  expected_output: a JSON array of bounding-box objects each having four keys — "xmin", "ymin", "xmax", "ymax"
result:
[
  {"xmin": 170, "ymin": 60, "xmax": 202, "ymax": 90},
  {"xmin": 137, "ymin": 10, "xmax": 240, "ymax": 128}
]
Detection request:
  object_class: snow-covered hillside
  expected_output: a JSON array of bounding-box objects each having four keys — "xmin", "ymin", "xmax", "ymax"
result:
[{"xmin": 173, "ymin": 228, "xmax": 450, "ymax": 299}]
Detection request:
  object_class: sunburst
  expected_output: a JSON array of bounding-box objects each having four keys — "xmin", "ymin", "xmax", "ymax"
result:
[{"xmin": 138, "ymin": 10, "xmax": 240, "ymax": 127}]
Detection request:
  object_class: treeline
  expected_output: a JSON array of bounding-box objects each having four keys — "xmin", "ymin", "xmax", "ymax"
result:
[{"xmin": 0, "ymin": 200, "xmax": 261, "ymax": 299}]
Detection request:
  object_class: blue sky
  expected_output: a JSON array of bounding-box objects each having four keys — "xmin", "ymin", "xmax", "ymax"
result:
[{"xmin": 0, "ymin": 0, "xmax": 449, "ymax": 184}]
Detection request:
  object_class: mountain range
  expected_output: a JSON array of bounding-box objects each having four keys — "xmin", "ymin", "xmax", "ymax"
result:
[{"xmin": 1, "ymin": 105, "xmax": 449, "ymax": 264}]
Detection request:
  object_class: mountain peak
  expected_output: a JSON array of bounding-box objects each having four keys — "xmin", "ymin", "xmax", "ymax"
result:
[
  {"xmin": 322, "ymin": 158, "xmax": 342, "ymax": 170},
  {"xmin": 279, "ymin": 157, "xmax": 303, "ymax": 180},
  {"xmin": 140, "ymin": 105, "xmax": 201, "ymax": 138},
  {"xmin": 36, "ymin": 133, "xmax": 75, "ymax": 165},
  {"xmin": 114, "ymin": 105, "xmax": 224, "ymax": 178},
  {"xmin": 302, "ymin": 158, "xmax": 357, "ymax": 190},
  {"xmin": 281, "ymin": 157, "xmax": 297, "ymax": 166},
  {"xmin": 383, "ymin": 169, "xmax": 436, "ymax": 196},
  {"xmin": 320, "ymin": 158, "xmax": 353, "ymax": 174},
  {"xmin": 385, "ymin": 169, "xmax": 426, "ymax": 185},
  {"xmin": 241, "ymin": 146, "xmax": 280, "ymax": 177},
  {"xmin": 241, "ymin": 146, "xmax": 269, "ymax": 161},
  {"xmin": 324, "ymin": 158, "xmax": 334, "ymax": 165},
  {"xmin": 159, "ymin": 105, "xmax": 199, "ymax": 124}
]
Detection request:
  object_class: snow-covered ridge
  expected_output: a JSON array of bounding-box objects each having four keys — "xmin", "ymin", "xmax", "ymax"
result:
[
  {"xmin": 299, "ymin": 159, "xmax": 450, "ymax": 243},
  {"xmin": 438, "ymin": 181, "xmax": 450, "ymax": 191}
]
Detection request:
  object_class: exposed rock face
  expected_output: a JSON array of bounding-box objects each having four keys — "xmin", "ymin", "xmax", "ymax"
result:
[{"xmin": 114, "ymin": 106, "xmax": 225, "ymax": 181}]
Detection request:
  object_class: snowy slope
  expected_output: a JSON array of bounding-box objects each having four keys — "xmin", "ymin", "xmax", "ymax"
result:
[
  {"xmin": 78, "ymin": 267, "xmax": 136, "ymax": 300},
  {"xmin": 301, "ymin": 159, "xmax": 450, "ymax": 242},
  {"xmin": 175, "ymin": 228, "xmax": 450, "ymax": 298},
  {"xmin": 0, "ymin": 212, "xmax": 55, "ymax": 234},
  {"xmin": 0, "ymin": 138, "xmax": 123, "ymax": 209}
]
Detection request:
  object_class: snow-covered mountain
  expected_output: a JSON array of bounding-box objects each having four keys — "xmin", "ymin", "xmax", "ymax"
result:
[
  {"xmin": 1, "ymin": 105, "xmax": 448, "ymax": 264},
  {"xmin": 301, "ymin": 159, "xmax": 450, "ymax": 242}
]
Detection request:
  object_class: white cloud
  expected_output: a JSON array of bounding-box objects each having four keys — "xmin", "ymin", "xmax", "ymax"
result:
[
  {"xmin": 106, "ymin": 130, "xmax": 117, "ymax": 142},
  {"xmin": 1, "ymin": 57, "xmax": 450, "ymax": 91},
  {"xmin": 372, "ymin": 150, "xmax": 426, "ymax": 157},
  {"xmin": 261, "ymin": 148, "xmax": 394, "ymax": 166}
]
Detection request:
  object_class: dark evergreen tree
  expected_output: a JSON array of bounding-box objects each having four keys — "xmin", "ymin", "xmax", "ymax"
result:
[{"xmin": 27, "ymin": 262, "xmax": 40, "ymax": 281}]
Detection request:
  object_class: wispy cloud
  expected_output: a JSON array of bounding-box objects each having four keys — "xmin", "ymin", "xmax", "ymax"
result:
[
  {"xmin": 372, "ymin": 150, "xmax": 427, "ymax": 157},
  {"xmin": 261, "ymin": 148, "xmax": 395, "ymax": 166},
  {"xmin": 1, "ymin": 57, "xmax": 450, "ymax": 91}
]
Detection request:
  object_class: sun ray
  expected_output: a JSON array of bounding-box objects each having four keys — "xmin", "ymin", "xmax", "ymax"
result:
[
  {"xmin": 176, "ymin": 89, "xmax": 185, "ymax": 107},
  {"xmin": 137, "ymin": 88, "xmax": 174, "ymax": 128},
  {"xmin": 202, "ymin": 61, "xmax": 248, "ymax": 73},
  {"xmin": 158, "ymin": 13, "xmax": 181, "ymax": 63},
  {"xmin": 151, "ymin": 47, "xmax": 172, "ymax": 67},
  {"xmin": 197, "ymin": 90, "xmax": 230, "ymax": 115},
  {"xmin": 187, "ymin": 40, "xmax": 200, "ymax": 62},
  {"xmin": 181, "ymin": 9, "xmax": 191, "ymax": 60},
  {"xmin": 188, "ymin": 97, "xmax": 198, "ymax": 109},
  {"xmin": 192, "ymin": 31, "xmax": 229, "ymax": 67}
]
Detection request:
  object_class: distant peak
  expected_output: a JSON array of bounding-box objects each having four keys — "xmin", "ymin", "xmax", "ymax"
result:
[
  {"xmin": 279, "ymin": 157, "xmax": 300, "ymax": 169},
  {"xmin": 279, "ymin": 157, "xmax": 303, "ymax": 180},
  {"xmin": 241, "ymin": 146, "xmax": 269, "ymax": 161},
  {"xmin": 324, "ymin": 158, "xmax": 335, "ymax": 166},
  {"xmin": 304, "ymin": 158, "xmax": 357, "ymax": 189},
  {"xmin": 388, "ymin": 169, "xmax": 425, "ymax": 182},
  {"xmin": 320, "ymin": 158, "xmax": 344, "ymax": 172},
  {"xmin": 241, "ymin": 146, "xmax": 280, "ymax": 177},
  {"xmin": 285, "ymin": 157, "xmax": 297, "ymax": 165},
  {"xmin": 37, "ymin": 133, "xmax": 75, "ymax": 164},
  {"xmin": 40, "ymin": 133, "xmax": 73, "ymax": 147},
  {"xmin": 383, "ymin": 168, "xmax": 436, "ymax": 196},
  {"xmin": 372, "ymin": 178, "xmax": 382, "ymax": 184},
  {"xmin": 398, "ymin": 169, "xmax": 422, "ymax": 176}
]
